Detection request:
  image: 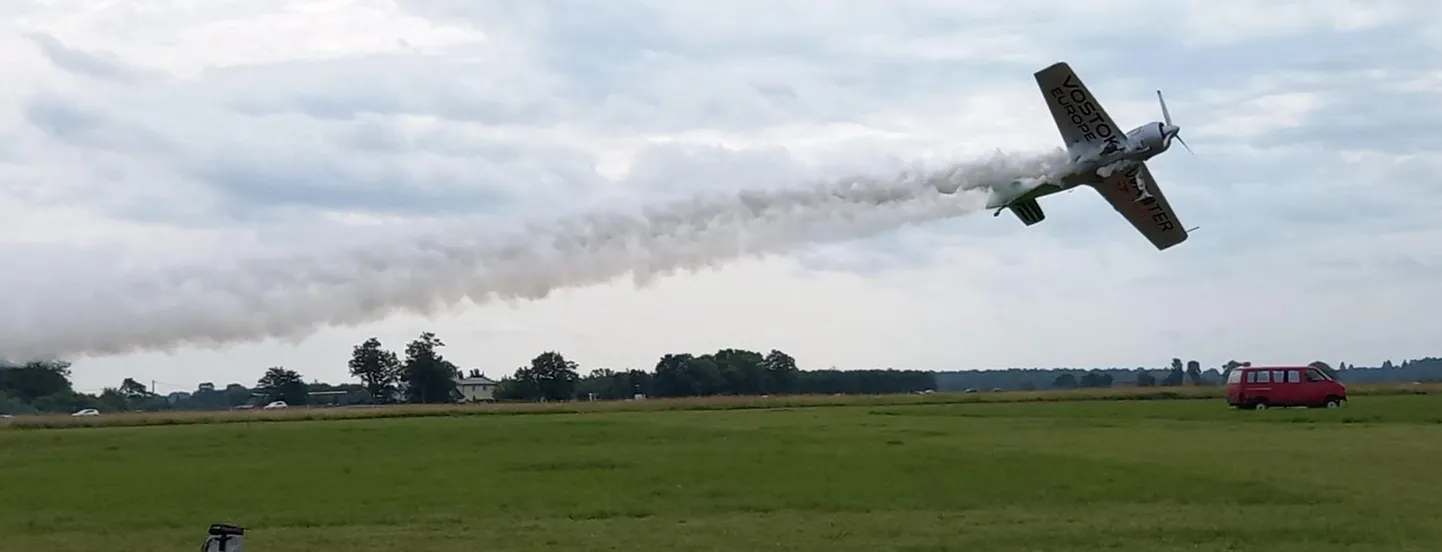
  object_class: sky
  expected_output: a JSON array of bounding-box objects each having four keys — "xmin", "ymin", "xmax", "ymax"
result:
[{"xmin": 3, "ymin": 0, "xmax": 1440, "ymax": 395}]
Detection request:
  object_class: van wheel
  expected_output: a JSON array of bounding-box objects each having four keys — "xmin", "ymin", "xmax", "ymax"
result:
[
  {"xmin": 1252, "ymin": 401, "xmax": 1268, "ymax": 411},
  {"xmin": 1324, "ymin": 397, "xmax": 1341, "ymax": 408}
]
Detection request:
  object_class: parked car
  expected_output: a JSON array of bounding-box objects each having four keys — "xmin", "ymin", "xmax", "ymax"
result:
[
  {"xmin": 71, "ymin": 408, "xmax": 100, "ymax": 416},
  {"xmin": 1226, "ymin": 365, "xmax": 1347, "ymax": 410},
  {"xmin": 262, "ymin": 401, "xmax": 288, "ymax": 410}
]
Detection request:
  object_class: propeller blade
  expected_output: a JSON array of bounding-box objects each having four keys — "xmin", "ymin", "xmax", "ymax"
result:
[
  {"xmin": 1156, "ymin": 90, "xmax": 1173, "ymax": 126},
  {"xmin": 1175, "ymin": 134, "xmax": 1193, "ymax": 154}
]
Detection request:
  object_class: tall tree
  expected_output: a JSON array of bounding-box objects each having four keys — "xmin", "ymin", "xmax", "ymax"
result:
[
  {"xmin": 762, "ymin": 349, "xmax": 801, "ymax": 394},
  {"xmin": 1185, "ymin": 360, "xmax": 1203, "ymax": 385},
  {"xmin": 495, "ymin": 366, "xmax": 541, "ymax": 401},
  {"xmin": 401, "ymin": 332, "xmax": 459, "ymax": 404},
  {"xmin": 119, "ymin": 378, "xmax": 151, "ymax": 399},
  {"xmin": 0, "ymin": 360, "xmax": 75, "ymax": 402},
  {"xmin": 653, "ymin": 353, "xmax": 695, "ymax": 397},
  {"xmin": 256, "ymin": 366, "xmax": 309, "ymax": 405},
  {"xmin": 1162, "ymin": 358, "xmax": 1185, "ymax": 386},
  {"xmin": 528, "ymin": 351, "xmax": 581, "ymax": 401},
  {"xmin": 96, "ymin": 388, "xmax": 129, "ymax": 412},
  {"xmin": 348, "ymin": 337, "xmax": 402, "ymax": 403},
  {"xmin": 712, "ymin": 349, "xmax": 766, "ymax": 395}
]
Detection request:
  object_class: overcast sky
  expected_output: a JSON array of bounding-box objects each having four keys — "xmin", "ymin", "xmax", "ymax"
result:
[{"xmin": 4, "ymin": 0, "xmax": 1440, "ymax": 394}]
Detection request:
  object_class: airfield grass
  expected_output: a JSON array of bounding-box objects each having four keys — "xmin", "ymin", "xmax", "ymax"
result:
[
  {"xmin": 5, "ymin": 381, "xmax": 1438, "ymax": 430},
  {"xmin": 3, "ymin": 392, "xmax": 1442, "ymax": 551}
]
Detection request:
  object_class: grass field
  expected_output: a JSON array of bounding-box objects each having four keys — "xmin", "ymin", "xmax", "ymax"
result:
[{"xmin": 2, "ymin": 389, "xmax": 1441, "ymax": 551}]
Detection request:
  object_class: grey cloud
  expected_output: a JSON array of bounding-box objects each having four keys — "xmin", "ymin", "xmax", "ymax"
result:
[
  {"xmin": 1088, "ymin": 25, "xmax": 1430, "ymax": 86},
  {"xmin": 15, "ymin": 95, "xmax": 600, "ymax": 225},
  {"xmin": 397, "ymin": 0, "xmax": 1032, "ymax": 132},
  {"xmin": 189, "ymin": 154, "xmax": 508, "ymax": 216},
  {"xmin": 24, "ymin": 32, "xmax": 162, "ymax": 83},
  {"xmin": 22, "ymin": 93, "xmax": 175, "ymax": 155},
  {"xmin": 1253, "ymin": 87, "xmax": 1442, "ymax": 153},
  {"xmin": 23, "ymin": 95, "xmax": 104, "ymax": 139},
  {"xmin": 215, "ymin": 54, "xmax": 566, "ymax": 125},
  {"xmin": 177, "ymin": 129, "xmax": 613, "ymax": 221}
]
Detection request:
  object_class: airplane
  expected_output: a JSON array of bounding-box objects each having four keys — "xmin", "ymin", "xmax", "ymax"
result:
[{"xmin": 984, "ymin": 61, "xmax": 1194, "ymax": 251}]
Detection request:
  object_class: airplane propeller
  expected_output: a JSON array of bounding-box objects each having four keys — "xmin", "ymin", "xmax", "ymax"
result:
[{"xmin": 1156, "ymin": 89, "xmax": 1192, "ymax": 154}]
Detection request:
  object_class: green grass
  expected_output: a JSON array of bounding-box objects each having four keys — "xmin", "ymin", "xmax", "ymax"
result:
[
  {"xmin": 2, "ymin": 393, "xmax": 1441, "ymax": 551},
  {"xmin": 7, "ymin": 381, "xmax": 1437, "ymax": 431}
]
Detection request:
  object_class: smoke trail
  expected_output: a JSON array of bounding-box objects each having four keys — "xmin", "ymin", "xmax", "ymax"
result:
[{"xmin": 0, "ymin": 148, "xmax": 1073, "ymax": 361}]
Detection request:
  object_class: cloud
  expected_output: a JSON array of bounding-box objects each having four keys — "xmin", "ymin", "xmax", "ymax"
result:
[
  {"xmin": 2, "ymin": 0, "xmax": 1439, "ymax": 392},
  {"xmin": 22, "ymin": 31, "xmax": 162, "ymax": 83}
]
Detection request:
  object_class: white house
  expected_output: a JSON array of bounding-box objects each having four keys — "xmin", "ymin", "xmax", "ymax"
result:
[{"xmin": 454, "ymin": 374, "xmax": 499, "ymax": 402}]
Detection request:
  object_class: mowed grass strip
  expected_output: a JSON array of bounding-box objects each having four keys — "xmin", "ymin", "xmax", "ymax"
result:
[
  {"xmin": 1, "ymin": 394, "xmax": 1439, "ymax": 551},
  {"xmin": 4, "ymin": 381, "xmax": 1438, "ymax": 430}
]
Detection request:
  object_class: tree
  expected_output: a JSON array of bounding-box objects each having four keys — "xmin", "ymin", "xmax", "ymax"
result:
[
  {"xmin": 1162, "ymin": 358, "xmax": 1185, "ymax": 386},
  {"xmin": 529, "ymin": 351, "xmax": 580, "ymax": 401},
  {"xmin": 686, "ymin": 355, "xmax": 726, "ymax": 396},
  {"xmin": 1136, "ymin": 370, "xmax": 1157, "ymax": 387},
  {"xmin": 1051, "ymin": 373, "xmax": 1078, "ymax": 388},
  {"xmin": 224, "ymin": 383, "xmax": 254, "ymax": 407},
  {"xmin": 495, "ymin": 368, "xmax": 539, "ymax": 401},
  {"xmin": 401, "ymin": 332, "xmax": 459, "ymax": 404},
  {"xmin": 1079, "ymin": 370, "xmax": 1113, "ymax": 387},
  {"xmin": 1185, "ymin": 360, "xmax": 1203, "ymax": 385},
  {"xmin": 119, "ymin": 378, "xmax": 151, "ymax": 399},
  {"xmin": 0, "ymin": 360, "xmax": 75, "ymax": 402},
  {"xmin": 713, "ymin": 349, "xmax": 766, "ymax": 395},
  {"xmin": 1221, "ymin": 360, "xmax": 1247, "ymax": 382},
  {"xmin": 348, "ymin": 337, "xmax": 402, "ymax": 403},
  {"xmin": 96, "ymin": 388, "xmax": 130, "ymax": 411},
  {"xmin": 256, "ymin": 366, "xmax": 308, "ymax": 405},
  {"xmin": 761, "ymin": 349, "xmax": 801, "ymax": 394},
  {"xmin": 653, "ymin": 353, "xmax": 696, "ymax": 397}
]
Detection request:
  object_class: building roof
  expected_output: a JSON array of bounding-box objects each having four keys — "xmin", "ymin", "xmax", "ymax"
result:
[{"xmin": 454, "ymin": 376, "xmax": 498, "ymax": 386}]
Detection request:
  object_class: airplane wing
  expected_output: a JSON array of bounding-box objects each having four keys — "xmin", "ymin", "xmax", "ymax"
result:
[
  {"xmin": 1034, "ymin": 61, "xmax": 1126, "ymax": 157},
  {"xmin": 1085, "ymin": 162, "xmax": 1189, "ymax": 250}
]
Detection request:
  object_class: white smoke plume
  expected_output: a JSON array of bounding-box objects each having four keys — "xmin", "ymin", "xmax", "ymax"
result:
[{"xmin": 0, "ymin": 148, "xmax": 1074, "ymax": 362}]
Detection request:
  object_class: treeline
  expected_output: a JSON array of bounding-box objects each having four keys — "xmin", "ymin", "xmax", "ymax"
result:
[
  {"xmin": 4, "ymin": 336, "xmax": 1441, "ymax": 416},
  {"xmin": 508, "ymin": 349, "xmax": 935, "ymax": 402},
  {"xmin": 933, "ymin": 358, "xmax": 1442, "ymax": 391},
  {"xmin": 0, "ymin": 360, "xmax": 372, "ymax": 416},
  {"xmin": 0, "ymin": 332, "xmax": 935, "ymax": 414}
]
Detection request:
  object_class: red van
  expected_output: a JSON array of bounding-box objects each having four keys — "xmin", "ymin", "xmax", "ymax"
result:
[{"xmin": 1225, "ymin": 365, "xmax": 1347, "ymax": 410}]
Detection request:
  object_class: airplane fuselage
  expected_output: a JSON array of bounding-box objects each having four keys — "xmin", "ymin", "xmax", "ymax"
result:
[{"xmin": 986, "ymin": 120, "xmax": 1178, "ymax": 211}]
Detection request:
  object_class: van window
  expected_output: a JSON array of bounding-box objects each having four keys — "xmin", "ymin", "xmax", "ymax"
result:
[
  {"xmin": 1227, "ymin": 369, "xmax": 1243, "ymax": 384},
  {"xmin": 1255, "ymin": 370, "xmax": 1271, "ymax": 384},
  {"xmin": 1306, "ymin": 369, "xmax": 1328, "ymax": 382},
  {"xmin": 1285, "ymin": 370, "xmax": 1301, "ymax": 383}
]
